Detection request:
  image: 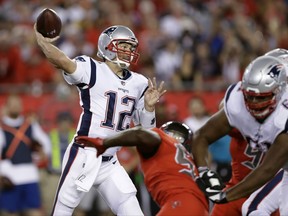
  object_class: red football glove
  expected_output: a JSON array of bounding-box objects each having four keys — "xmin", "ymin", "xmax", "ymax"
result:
[{"xmin": 75, "ymin": 136, "xmax": 106, "ymax": 157}]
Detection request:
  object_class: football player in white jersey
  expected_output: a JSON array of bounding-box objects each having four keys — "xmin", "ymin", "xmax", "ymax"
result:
[
  {"xmin": 34, "ymin": 24, "xmax": 166, "ymax": 216},
  {"xmin": 241, "ymin": 169, "xmax": 283, "ymax": 216},
  {"xmin": 239, "ymin": 49, "xmax": 288, "ymax": 216},
  {"xmin": 191, "ymin": 55, "xmax": 288, "ymax": 215}
]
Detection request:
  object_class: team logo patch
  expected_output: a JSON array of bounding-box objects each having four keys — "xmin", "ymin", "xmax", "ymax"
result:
[
  {"xmin": 104, "ymin": 27, "xmax": 117, "ymax": 36},
  {"xmin": 75, "ymin": 56, "xmax": 86, "ymax": 62},
  {"xmin": 268, "ymin": 64, "xmax": 283, "ymax": 78},
  {"xmin": 171, "ymin": 200, "xmax": 181, "ymax": 209}
]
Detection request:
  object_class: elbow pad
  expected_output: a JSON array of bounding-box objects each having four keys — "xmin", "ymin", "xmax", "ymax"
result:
[{"xmin": 139, "ymin": 108, "xmax": 156, "ymax": 129}]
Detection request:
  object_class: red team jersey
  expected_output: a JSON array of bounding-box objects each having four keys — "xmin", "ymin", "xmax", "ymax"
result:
[
  {"xmin": 227, "ymin": 129, "xmax": 265, "ymax": 187},
  {"xmin": 211, "ymin": 129, "xmax": 263, "ymax": 215},
  {"xmin": 139, "ymin": 128, "xmax": 208, "ymax": 216}
]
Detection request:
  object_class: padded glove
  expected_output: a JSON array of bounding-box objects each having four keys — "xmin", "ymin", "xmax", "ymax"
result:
[{"xmin": 195, "ymin": 168, "xmax": 226, "ymax": 202}]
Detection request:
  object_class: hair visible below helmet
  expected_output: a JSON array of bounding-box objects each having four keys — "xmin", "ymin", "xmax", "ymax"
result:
[
  {"xmin": 97, "ymin": 25, "xmax": 139, "ymax": 68},
  {"xmin": 241, "ymin": 55, "xmax": 287, "ymax": 121},
  {"xmin": 160, "ymin": 121, "xmax": 193, "ymax": 151}
]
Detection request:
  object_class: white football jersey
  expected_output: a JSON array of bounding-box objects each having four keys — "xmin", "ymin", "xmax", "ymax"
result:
[
  {"xmin": 62, "ymin": 55, "xmax": 149, "ymax": 155},
  {"xmin": 224, "ymin": 81, "xmax": 288, "ymax": 153}
]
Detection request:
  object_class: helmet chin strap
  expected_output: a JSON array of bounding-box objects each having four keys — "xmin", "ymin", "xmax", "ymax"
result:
[{"xmin": 111, "ymin": 56, "xmax": 130, "ymax": 69}]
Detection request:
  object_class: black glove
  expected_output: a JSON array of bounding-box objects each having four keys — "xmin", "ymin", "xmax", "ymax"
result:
[
  {"xmin": 196, "ymin": 168, "xmax": 226, "ymax": 202},
  {"xmin": 205, "ymin": 189, "xmax": 228, "ymax": 204},
  {"xmin": 198, "ymin": 168, "xmax": 225, "ymax": 190}
]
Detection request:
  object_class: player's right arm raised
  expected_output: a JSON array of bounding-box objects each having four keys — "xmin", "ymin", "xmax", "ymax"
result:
[{"xmin": 33, "ymin": 24, "xmax": 76, "ymax": 74}]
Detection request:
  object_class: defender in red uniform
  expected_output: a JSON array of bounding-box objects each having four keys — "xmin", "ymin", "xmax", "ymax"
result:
[
  {"xmin": 76, "ymin": 121, "xmax": 209, "ymax": 216},
  {"xmin": 211, "ymin": 129, "xmax": 264, "ymax": 215}
]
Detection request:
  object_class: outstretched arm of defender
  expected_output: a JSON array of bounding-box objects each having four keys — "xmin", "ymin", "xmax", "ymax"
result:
[{"xmin": 76, "ymin": 127, "xmax": 161, "ymax": 158}]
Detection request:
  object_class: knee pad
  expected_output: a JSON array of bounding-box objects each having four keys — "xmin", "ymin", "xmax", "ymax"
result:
[
  {"xmin": 117, "ymin": 195, "xmax": 144, "ymax": 216},
  {"xmin": 52, "ymin": 199, "xmax": 74, "ymax": 216},
  {"xmin": 98, "ymin": 166, "xmax": 138, "ymax": 214}
]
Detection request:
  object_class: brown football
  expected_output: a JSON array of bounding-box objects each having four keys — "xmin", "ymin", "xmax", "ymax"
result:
[{"xmin": 36, "ymin": 8, "xmax": 62, "ymax": 38}]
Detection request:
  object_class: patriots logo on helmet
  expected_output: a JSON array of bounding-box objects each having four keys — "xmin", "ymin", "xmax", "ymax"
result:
[
  {"xmin": 104, "ymin": 27, "xmax": 117, "ymax": 37},
  {"xmin": 267, "ymin": 64, "xmax": 283, "ymax": 78}
]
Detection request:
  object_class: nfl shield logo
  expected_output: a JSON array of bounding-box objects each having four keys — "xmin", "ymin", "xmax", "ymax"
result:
[{"xmin": 121, "ymin": 81, "xmax": 126, "ymax": 86}]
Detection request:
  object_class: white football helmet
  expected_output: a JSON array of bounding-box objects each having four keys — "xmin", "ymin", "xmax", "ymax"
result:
[
  {"xmin": 241, "ymin": 55, "xmax": 287, "ymax": 120},
  {"xmin": 97, "ymin": 25, "xmax": 139, "ymax": 68},
  {"xmin": 265, "ymin": 48, "xmax": 288, "ymax": 77},
  {"xmin": 264, "ymin": 48, "xmax": 288, "ymax": 57}
]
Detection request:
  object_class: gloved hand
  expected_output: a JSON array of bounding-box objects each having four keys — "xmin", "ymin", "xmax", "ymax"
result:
[
  {"xmin": 75, "ymin": 136, "xmax": 106, "ymax": 157},
  {"xmin": 206, "ymin": 189, "xmax": 228, "ymax": 204},
  {"xmin": 195, "ymin": 168, "xmax": 226, "ymax": 201}
]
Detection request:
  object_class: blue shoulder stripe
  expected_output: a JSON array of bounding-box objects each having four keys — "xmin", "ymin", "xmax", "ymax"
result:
[
  {"xmin": 225, "ymin": 83, "xmax": 237, "ymax": 104},
  {"xmin": 283, "ymin": 118, "xmax": 288, "ymax": 133},
  {"xmin": 77, "ymin": 58, "xmax": 97, "ymax": 136},
  {"xmin": 76, "ymin": 58, "xmax": 97, "ymax": 89},
  {"xmin": 140, "ymin": 86, "xmax": 149, "ymax": 99},
  {"xmin": 89, "ymin": 58, "xmax": 96, "ymax": 87}
]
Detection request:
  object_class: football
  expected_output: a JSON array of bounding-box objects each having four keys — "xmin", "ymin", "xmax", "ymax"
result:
[{"xmin": 36, "ymin": 8, "xmax": 62, "ymax": 38}]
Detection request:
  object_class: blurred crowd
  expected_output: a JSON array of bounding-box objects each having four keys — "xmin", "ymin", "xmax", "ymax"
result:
[{"xmin": 1, "ymin": 0, "xmax": 288, "ymax": 93}]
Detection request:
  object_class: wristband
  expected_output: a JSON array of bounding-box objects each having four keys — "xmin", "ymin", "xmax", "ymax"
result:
[
  {"xmin": 139, "ymin": 108, "xmax": 156, "ymax": 129},
  {"xmin": 198, "ymin": 166, "xmax": 209, "ymax": 173}
]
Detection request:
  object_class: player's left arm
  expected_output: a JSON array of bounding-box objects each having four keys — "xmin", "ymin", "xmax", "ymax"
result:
[{"xmin": 224, "ymin": 132, "xmax": 288, "ymax": 202}]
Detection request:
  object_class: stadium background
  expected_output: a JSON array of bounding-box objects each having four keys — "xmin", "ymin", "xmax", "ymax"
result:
[{"xmin": 2, "ymin": 0, "xmax": 287, "ymax": 128}]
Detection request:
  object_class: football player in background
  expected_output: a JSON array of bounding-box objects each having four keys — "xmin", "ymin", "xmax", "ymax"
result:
[
  {"xmin": 34, "ymin": 24, "xmax": 166, "ymax": 216},
  {"xmin": 192, "ymin": 55, "xmax": 288, "ymax": 215},
  {"xmin": 76, "ymin": 121, "xmax": 209, "ymax": 216}
]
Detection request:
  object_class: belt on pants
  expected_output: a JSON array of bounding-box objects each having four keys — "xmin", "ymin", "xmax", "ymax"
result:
[
  {"xmin": 73, "ymin": 143, "xmax": 113, "ymax": 162},
  {"xmin": 102, "ymin": 156, "xmax": 113, "ymax": 162}
]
